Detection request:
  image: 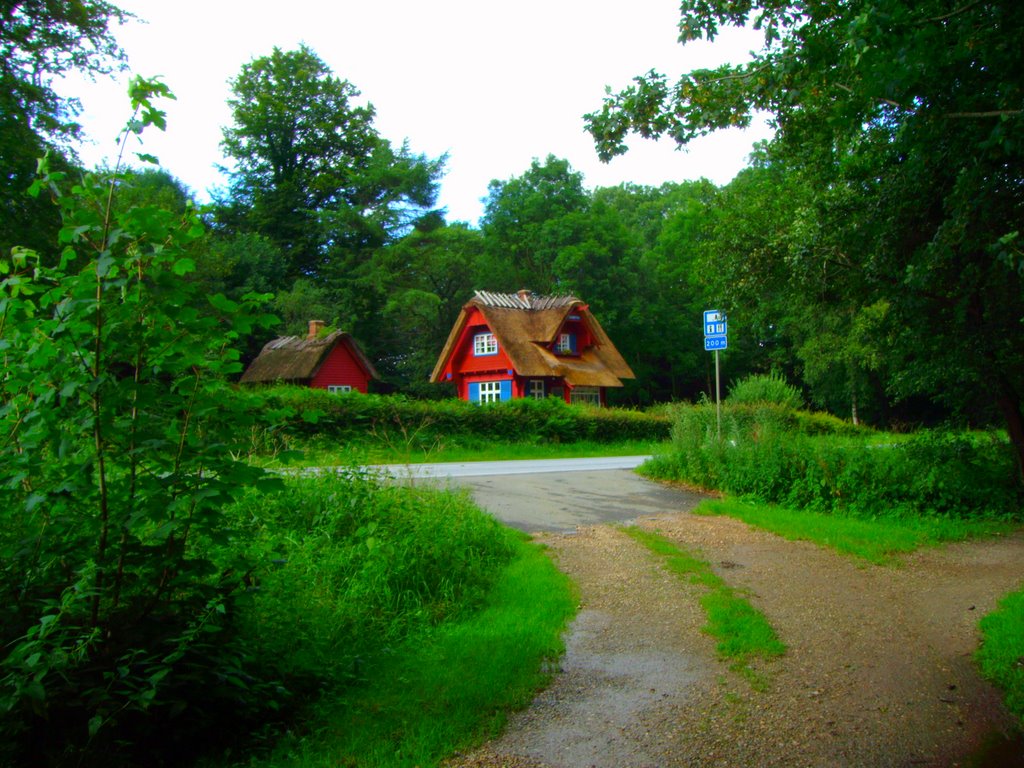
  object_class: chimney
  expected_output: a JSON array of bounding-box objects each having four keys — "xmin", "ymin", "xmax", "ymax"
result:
[
  {"xmin": 307, "ymin": 319, "xmax": 326, "ymax": 339},
  {"xmin": 517, "ymin": 288, "xmax": 532, "ymax": 306}
]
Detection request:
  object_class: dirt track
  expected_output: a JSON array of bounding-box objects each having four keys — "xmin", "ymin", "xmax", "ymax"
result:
[{"xmin": 448, "ymin": 486, "xmax": 1024, "ymax": 768}]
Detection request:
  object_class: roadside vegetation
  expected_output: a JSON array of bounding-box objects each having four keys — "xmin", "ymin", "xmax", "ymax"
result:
[
  {"xmin": 240, "ymin": 387, "xmax": 670, "ymax": 467},
  {"xmin": 623, "ymin": 527, "xmax": 784, "ymax": 689},
  {"xmin": 640, "ymin": 373, "xmax": 1024, "ymax": 722},
  {"xmin": 977, "ymin": 589, "xmax": 1024, "ymax": 725}
]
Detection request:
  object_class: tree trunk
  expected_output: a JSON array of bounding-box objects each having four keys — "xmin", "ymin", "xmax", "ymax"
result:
[{"xmin": 995, "ymin": 375, "xmax": 1024, "ymax": 485}]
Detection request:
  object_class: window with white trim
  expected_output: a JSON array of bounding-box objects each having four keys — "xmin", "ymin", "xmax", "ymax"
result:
[
  {"xmin": 570, "ymin": 386, "xmax": 600, "ymax": 406},
  {"xmin": 555, "ymin": 333, "xmax": 574, "ymax": 354},
  {"xmin": 479, "ymin": 380, "xmax": 502, "ymax": 403},
  {"xmin": 474, "ymin": 332, "xmax": 497, "ymax": 356},
  {"xmin": 528, "ymin": 379, "xmax": 545, "ymax": 399},
  {"xmin": 327, "ymin": 385, "xmax": 353, "ymax": 394}
]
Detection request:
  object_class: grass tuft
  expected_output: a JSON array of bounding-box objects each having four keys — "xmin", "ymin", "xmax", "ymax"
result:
[
  {"xmin": 693, "ymin": 497, "xmax": 1012, "ymax": 565},
  {"xmin": 977, "ymin": 587, "xmax": 1024, "ymax": 725},
  {"xmin": 242, "ymin": 538, "xmax": 577, "ymax": 767},
  {"xmin": 622, "ymin": 526, "xmax": 784, "ymax": 688}
]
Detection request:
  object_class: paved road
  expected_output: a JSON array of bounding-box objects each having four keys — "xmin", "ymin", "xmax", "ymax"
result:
[{"xmin": 373, "ymin": 456, "xmax": 708, "ymax": 533}]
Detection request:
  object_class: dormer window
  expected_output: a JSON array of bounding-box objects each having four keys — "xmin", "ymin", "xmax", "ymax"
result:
[
  {"xmin": 555, "ymin": 333, "xmax": 576, "ymax": 355},
  {"xmin": 474, "ymin": 332, "xmax": 497, "ymax": 356}
]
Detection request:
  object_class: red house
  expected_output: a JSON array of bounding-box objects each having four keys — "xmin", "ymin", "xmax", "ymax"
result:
[
  {"xmin": 240, "ymin": 320, "xmax": 379, "ymax": 393},
  {"xmin": 430, "ymin": 290, "xmax": 634, "ymax": 406}
]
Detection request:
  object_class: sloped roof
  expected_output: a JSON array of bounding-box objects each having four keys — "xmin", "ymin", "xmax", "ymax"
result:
[
  {"xmin": 240, "ymin": 330, "xmax": 379, "ymax": 384},
  {"xmin": 430, "ymin": 291, "xmax": 634, "ymax": 387}
]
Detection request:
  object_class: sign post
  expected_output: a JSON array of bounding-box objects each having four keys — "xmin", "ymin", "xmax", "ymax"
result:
[{"xmin": 703, "ymin": 310, "xmax": 727, "ymax": 441}]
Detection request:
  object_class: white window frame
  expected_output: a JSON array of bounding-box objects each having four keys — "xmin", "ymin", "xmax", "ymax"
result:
[
  {"xmin": 528, "ymin": 379, "xmax": 545, "ymax": 400},
  {"xmin": 555, "ymin": 333, "xmax": 573, "ymax": 354},
  {"xmin": 479, "ymin": 380, "xmax": 502, "ymax": 403},
  {"xmin": 474, "ymin": 332, "xmax": 497, "ymax": 356},
  {"xmin": 327, "ymin": 385, "xmax": 353, "ymax": 394},
  {"xmin": 570, "ymin": 386, "xmax": 601, "ymax": 406}
]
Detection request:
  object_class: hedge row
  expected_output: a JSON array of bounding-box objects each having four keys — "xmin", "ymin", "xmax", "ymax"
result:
[
  {"xmin": 240, "ymin": 387, "xmax": 671, "ymax": 448},
  {"xmin": 645, "ymin": 403, "xmax": 1022, "ymax": 519}
]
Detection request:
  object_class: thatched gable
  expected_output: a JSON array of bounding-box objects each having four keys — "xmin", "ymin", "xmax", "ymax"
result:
[
  {"xmin": 430, "ymin": 290, "xmax": 634, "ymax": 387},
  {"xmin": 240, "ymin": 330, "xmax": 379, "ymax": 385}
]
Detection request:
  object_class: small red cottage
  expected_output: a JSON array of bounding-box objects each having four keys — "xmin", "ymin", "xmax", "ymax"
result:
[
  {"xmin": 240, "ymin": 320, "xmax": 379, "ymax": 393},
  {"xmin": 430, "ymin": 290, "xmax": 634, "ymax": 406}
]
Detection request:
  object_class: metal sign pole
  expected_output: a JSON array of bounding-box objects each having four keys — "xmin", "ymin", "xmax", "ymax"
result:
[{"xmin": 715, "ymin": 349, "xmax": 721, "ymax": 442}]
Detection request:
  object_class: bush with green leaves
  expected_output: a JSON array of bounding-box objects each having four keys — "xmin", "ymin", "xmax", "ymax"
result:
[
  {"xmin": 232, "ymin": 470, "xmax": 521, "ymax": 688},
  {"xmin": 644, "ymin": 402, "xmax": 1021, "ymax": 520},
  {"xmin": 0, "ymin": 79, "xmax": 281, "ymax": 766},
  {"xmin": 726, "ymin": 371, "xmax": 804, "ymax": 410},
  {"xmin": 245, "ymin": 386, "xmax": 670, "ymax": 452}
]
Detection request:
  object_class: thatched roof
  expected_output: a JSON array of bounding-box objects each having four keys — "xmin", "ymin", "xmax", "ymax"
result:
[
  {"xmin": 430, "ymin": 291, "xmax": 634, "ymax": 387},
  {"xmin": 240, "ymin": 330, "xmax": 379, "ymax": 384}
]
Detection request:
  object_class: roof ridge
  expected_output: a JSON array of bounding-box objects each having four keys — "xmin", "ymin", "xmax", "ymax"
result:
[{"xmin": 473, "ymin": 290, "xmax": 578, "ymax": 310}]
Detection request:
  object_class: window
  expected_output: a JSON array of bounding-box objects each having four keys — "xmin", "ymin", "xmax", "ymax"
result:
[
  {"xmin": 528, "ymin": 379, "xmax": 545, "ymax": 399},
  {"xmin": 555, "ymin": 333, "xmax": 575, "ymax": 354},
  {"xmin": 479, "ymin": 381, "xmax": 502, "ymax": 403},
  {"xmin": 474, "ymin": 332, "xmax": 497, "ymax": 356},
  {"xmin": 327, "ymin": 385, "xmax": 352, "ymax": 394},
  {"xmin": 570, "ymin": 386, "xmax": 601, "ymax": 406}
]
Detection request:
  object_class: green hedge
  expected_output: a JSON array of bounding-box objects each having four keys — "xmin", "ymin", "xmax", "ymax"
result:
[
  {"xmin": 240, "ymin": 387, "xmax": 671, "ymax": 448},
  {"xmin": 644, "ymin": 403, "xmax": 1022, "ymax": 520}
]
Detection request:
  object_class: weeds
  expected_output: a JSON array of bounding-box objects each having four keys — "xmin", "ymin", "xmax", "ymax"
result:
[
  {"xmin": 622, "ymin": 527, "xmax": 784, "ymax": 688},
  {"xmin": 977, "ymin": 588, "xmax": 1024, "ymax": 724}
]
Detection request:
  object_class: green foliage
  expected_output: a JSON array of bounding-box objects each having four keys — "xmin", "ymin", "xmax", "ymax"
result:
[
  {"xmin": 0, "ymin": 0, "xmax": 129, "ymax": 258},
  {"xmin": 694, "ymin": 498, "xmax": 1009, "ymax": 565},
  {"xmin": 645, "ymin": 403, "xmax": 1021, "ymax": 520},
  {"xmin": 727, "ymin": 372, "xmax": 803, "ymax": 409},
  {"xmin": 977, "ymin": 588, "xmax": 1024, "ymax": 724},
  {"xmin": 586, "ymin": 0, "xmax": 1024, "ymax": 473},
  {"xmin": 243, "ymin": 389, "xmax": 670, "ymax": 455},
  {"xmin": 245, "ymin": 522, "xmax": 576, "ymax": 767},
  {"xmin": 217, "ymin": 44, "xmax": 444, "ymax": 282},
  {"xmin": 0, "ymin": 80, "xmax": 280, "ymax": 766},
  {"xmin": 232, "ymin": 470, "xmax": 520, "ymax": 685}
]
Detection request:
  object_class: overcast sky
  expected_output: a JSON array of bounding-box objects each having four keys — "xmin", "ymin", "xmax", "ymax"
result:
[{"xmin": 61, "ymin": 0, "xmax": 771, "ymax": 225}]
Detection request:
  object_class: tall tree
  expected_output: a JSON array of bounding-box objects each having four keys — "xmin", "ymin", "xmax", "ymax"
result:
[
  {"xmin": 587, "ymin": 0, "xmax": 1024, "ymax": 474},
  {"xmin": 369, "ymin": 223, "xmax": 487, "ymax": 392},
  {"xmin": 0, "ymin": 0, "xmax": 129, "ymax": 256},
  {"xmin": 217, "ymin": 45, "xmax": 445, "ymax": 284},
  {"xmin": 480, "ymin": 155, "xmax": 592, "ymax": 293}
]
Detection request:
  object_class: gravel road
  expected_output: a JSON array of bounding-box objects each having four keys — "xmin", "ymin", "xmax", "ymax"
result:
[{"xmin": 446, "ymin": 477, "xmax": 1024, "ymax": 768}]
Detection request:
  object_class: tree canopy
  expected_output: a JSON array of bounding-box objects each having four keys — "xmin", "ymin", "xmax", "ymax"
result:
[
  {"xmin": 586, "ymin": 0, "xmax": 1024, "ymax": 471},
  {"xmin": 0, "ymin": 0, "xmax": 129, "ymax": 255},
  {"xmin": 217, "ymin": 45, "xmax": 445, "ymax": 285}
]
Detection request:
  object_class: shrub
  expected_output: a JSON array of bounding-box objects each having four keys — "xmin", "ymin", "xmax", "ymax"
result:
[
  {"xmin": 0, "ymin": 81, "xmax": 283, "ymax": 767},
  {"xmin": 647, "ymin": 403, "xmax": 1021, "ymax": 520},
  {"xmin": 244, "ymin": 388, "xmax": 671, "ymax": 451},
  {"xmin": 727, "ymin": 371, "xmax": 804, "ymax": 409}
]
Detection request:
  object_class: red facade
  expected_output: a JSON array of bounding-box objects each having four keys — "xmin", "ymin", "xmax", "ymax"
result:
[{"xmin": 309, "ymin": 340, "xmax": 374, "ymax": 393}]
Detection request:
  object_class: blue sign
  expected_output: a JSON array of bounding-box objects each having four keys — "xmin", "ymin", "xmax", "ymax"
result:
[
  {"xmin": 703, "ymin": 309, "xmax": 727, "ymax": 337},
  {"xmin": 704, "ymin": 309, "xmax": 727, "ymax": 351}
]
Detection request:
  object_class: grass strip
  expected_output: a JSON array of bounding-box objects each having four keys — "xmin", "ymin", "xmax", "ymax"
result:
[
  {"xmin": 623, "ymin": 526, "xmax": 785, "ymax": 687},
  {"xmin": 693, "ymin": 497, "xmax": 1013, "ymax": 565},
  {"xmin": 265, "ymin": 438, "xmax": 663, "ymax": 468},
  {"xmin": 248, "ymin": 538, "xmax": 576, "ymax": 767},
  {"xmin": 977, "ymin": 587, "xmax": 1024, "ymax": 724}
]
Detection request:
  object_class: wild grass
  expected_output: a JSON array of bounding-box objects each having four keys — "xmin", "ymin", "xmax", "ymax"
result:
[
  {"xmin": 622, "ymin": 526, "xmax": 785, "ymax": 688},
  {"xmin": 644, "ymin": 402, "xmax": 1022, "ymax": 522},
  {"xmin": 692, "ymin": 498, "xmax": 1013, "ymax": 565},
  {"xmin": 977, "ymin": 588, "xmax": 1024, "ymax": 724},
  {"xmin": 200, "ymin": 470, "xmax": 576, "ymax": 767},
  {"xmin": 237, "ymin": 539, "xmax": 576, "ymax": 767}
]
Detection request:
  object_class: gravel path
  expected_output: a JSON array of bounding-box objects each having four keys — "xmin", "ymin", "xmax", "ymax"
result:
[{"xmin": 447, "ymin": 500, "xmax": 1024, "ymax": 768}]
